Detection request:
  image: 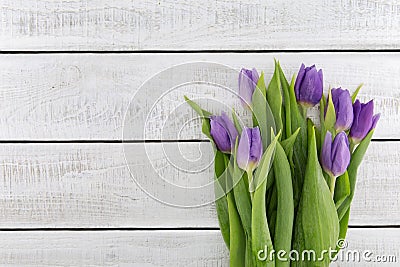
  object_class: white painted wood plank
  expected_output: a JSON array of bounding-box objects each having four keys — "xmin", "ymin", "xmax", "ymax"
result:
[
  {"xmin": 0, "ymin": 142, "xmax": 397, "ymax": 227},
  {"xmin": 0, "ymin": 0, "xmax": 399, "ymax": 50},
  {"xmin": 0, "ymin": 229, "xmax": 398, "ymax": 266},
  {"xmin": 332, "ymin": 228, "xmax": 400, "ymax": 266},
  {"xmin": 0, "ymin": 53, "xmax": 398, "ymax": 140}
]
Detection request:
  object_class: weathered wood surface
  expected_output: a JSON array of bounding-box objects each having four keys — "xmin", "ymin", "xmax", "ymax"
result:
[
  {"xmin": 0, "ymin": 53, "xmax": 397, "ymax": 140},
  {"xmin": 0, "ymin": 0, "xmax": 399, "ymax": 51},
  {"xmin": 0, "ymin": 142, "xmax": 397, "ymax": 228},
  {"xmin": 0, "ymin": 229, "xmax": 398, "ymax": 266}
]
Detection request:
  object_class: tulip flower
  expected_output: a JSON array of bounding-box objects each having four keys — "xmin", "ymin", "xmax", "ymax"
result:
[
  {"xmin": 321, "ymin": 131, "xmax": 351, "ymax": 196},
  {"xmin": 210, "ymin": 112, "xmax": 239, "ymax": 154},
  {"xmin": 238, "ymin": 68, "xmax": 259, "ymax": 109},
  {"xmin": 349, "ymin": 100, "xmax": 380, "ymax": 144},
  {"xmin": 294, "ymin": 64, "xmax": 323, "ymax": 107},
  {"xmin": 237, "ymin": 127, "xmax": 263, "ymax": 174},
  {"xmin": 327, "ymin": 88, "xmax": 354, "ymax": 132}
]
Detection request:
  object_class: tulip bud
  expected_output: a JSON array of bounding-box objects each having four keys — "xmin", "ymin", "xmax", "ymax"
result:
[
  {"xmin": 294, "ymin": 64, "xmax": 323, "ymax": 107},
  {"xmin": 238, "ymin": 68, "xmax": 259, "ymax": 109},
  {"xmin": 321, "ymin": 131, "xmax": 351, "ymax": 178},
  {"xmin": 327, "ymin": 88, "xmax": 354, "ymax": 131},
  {"xmin": 237, "ymin": 127, "xmax": 263, "ymax": 174},
  {"xmin": 349, "ymin": 100, "xmax": 380, "ymax": 144},
  {"xmin": 210, "ymin": 112, "xmax": 239, "ymax": 154}
]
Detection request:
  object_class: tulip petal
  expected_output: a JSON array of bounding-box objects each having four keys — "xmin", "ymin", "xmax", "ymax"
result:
[
  {"xmin": 251, "ymin": 68, "xmax": 260, "ymax": 83},
  {"xmin": 331, "ymin": 88, "xmax": 353, "ymax": 131},
  {"xmin": 294, "ymin": 63, "xmax": 306, "ymax": 101},
  {"xmin": 238, "ymin": 68, "xmax": 259, "ymax": 108},
  {"xmin": 318, "ymin": 69, "xmax": 323, "ymax": 84},
  {"xmin": 331, "ymin": 132, "xmax": 351, "ymax": 177},
  {"xmin": 237, "ymin": 127, "xmax": 251, "ymax": 172},
  {"xmin": 321, "ymin": 131, "xmax": 333, "ymax": 174},
  {"xmin": 350, "ymin": 99, "xmax": 374, "ymax": 142},
  {"xmin": 220, "ymin": 112, "xmax": 239, "ymax": 145},
  {"xmin": 371, "ymin": 113, "xmax": 381, "ymax": 130},
  {"xmin": 249, "ymin": 127, "xmax": 263, "ymax": 165},
  {"xmin": 210, "ymin": 117, "xmax": 232, "ymax": 153},
  {"xmin": 295, "ymin": 64, "xmax": 323, "ymax": 106},
  {"xmin": 237, "ymin": 127, "xmax": 263, "ymax": 173}
]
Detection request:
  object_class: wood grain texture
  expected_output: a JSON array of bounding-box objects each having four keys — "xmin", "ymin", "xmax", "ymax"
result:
[
  {"xmin": 0, "ymin": 53, "xmax": 398, "ymax": 140},
  {"xmin": 0, "ymin": 142, "xmax": 398, "ymax": 228},
  {"xmin": 0, "ymin": 0, "xmax": 399, "ymax": 50},
  {"xmin": 0, "ymin": 229, "xmax": 398, "ymax": 266}
]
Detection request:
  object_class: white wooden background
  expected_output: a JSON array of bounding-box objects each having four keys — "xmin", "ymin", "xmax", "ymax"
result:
[{"xmin": 0, "ymin": 0, "xmax": 399, "ymax": 266}]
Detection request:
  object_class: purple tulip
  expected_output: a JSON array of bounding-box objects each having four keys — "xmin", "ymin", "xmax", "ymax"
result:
[
  {"xmin": 210, "ymin": 112, "xmax": 239, "ymax": 153},
  {"xmin": 321, "ymin": 131, "xmax": 351, "ymax": 177},
  {"xmin": 349, "ymin": 100, "xmax": 380, "ymax": 144},
  {"xmin": 327, "ymin": 88, "xmax": 354, "ymax": 131},
  {"xmin": 237, "ymin": 127, "xmax": 263, "ymax": 173},
  {"xmin": 294, "ymin": 64, "xmax": 323, "ymax": 107},
  {"xmin": 238, "ymin": 68, "xmax": 259, "ymax": 109},
  {"xmin": 371, "ymin": 113, "xmax": 381, "ymax": 130}
]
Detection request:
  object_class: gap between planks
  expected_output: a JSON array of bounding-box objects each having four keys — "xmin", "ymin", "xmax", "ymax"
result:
[
  {"xmin": 0, "ymin": 225, "xmax": 399, "ymax": 232},
  {"xmin": 0, "ymin": 140, "xmax": 396, "ymax": 144},
  {"xmin": 1, "ymin": 50, "xmax": 400, "ymax": 54}
]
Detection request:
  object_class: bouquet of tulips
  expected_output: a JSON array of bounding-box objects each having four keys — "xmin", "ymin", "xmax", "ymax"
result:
[{"xmin": 185, "ymin": 60, "xmax": 379, "ymax": 266}]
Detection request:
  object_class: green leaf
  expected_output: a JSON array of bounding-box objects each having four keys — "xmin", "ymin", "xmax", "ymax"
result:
[
  {"xmin": 334, "ymin": 171, "xmax": 350, "ymax": 210},
  {"xmin": 278, "ymin": 62, "xmax": 292, "ymax": 139},
  {"xmin": 351, "ymin": 83, "xmax": 363, "ymax": 103},
  {"xmin": 349, "ymin": 129, "xmax": 375, "ymax": 189},
  {"xmin": 281, "ymin": 127, "xmax": 300, "ymax": 157},
  {"xmin": 184, "ymin": 96, "xmax": 212, "ymax": 139},
  {"xmin": 266, "ymin": 60, "xmax": 283, "ymax": 136},
  {"xmin": 331, "ymin": 207, "xmax": 350, "ymax": 258},
  {"xmin": 245, "ymin": 236, "xmax": 255, "ymax": 266},
  {"xmin": 319, "ymin": 94, "xmax": 327, "ymax": 151},
  {"xmin": 214, "ymin": 151, "xmax": 229, "ymax": 195},
  {"xmin": 257, "ymin": 71, "xmax": 267, "ymax": 97},
  {"xmin": 281, "ymin": 127, "xmax": 300, "ymax": 169},
  {"xmin": 252, "ymin": 87, "xmax": 276, "ymax": 150},
  {"xmin": 337, "ymin": 129, "xmax": 375, "ymax": 221},
  {"xmin": 268, "ymin": 209, "xmax": 277, "ymax": 242},
  {"xmin": 231, "ymin": 109, "xmax": 242, "ymax": 135},
  {"xmin": 227, "ymin": 190, "xmax": 246, "ymax": 267},
  {"xmin": 252, "ymin": 179, "xmax": 275, "ymax": 267},
  {"xmin": 265, "ymin": 170, "xmax": 275, "ymax": 193},
  {"xmin": 324, "ymin": 89, "xmax": 336, "ymax": 133},
  {"xmin": 273, "ymin": 141, "xmax": 294, "ymax": 267},
  {"xmin": 338, "ymin": 208, "xmax": 350, "ymax": 248},
  {"xmin": 266, "ymin": 182, "xmax": 277, "ymax": 234},
  {"xmin": 233, "ymin": 173, "xmax": 252, "ymax": 237},
  {"xmin": 213, "ymin": 151, "xmax": 230, "ymax": 249},
  {"xmin": 292, "ymin": 124, "xmax": 339, "ymax": 266},
  {"xmin": 288, "ymin": 75, "xmax": 308, "ymax": 209},
  {"xmin": 232, "ymin": 139, "xmax": 252, "ymax": 239},
  {"xmin": 253, "ymin": 130, "xmax": 281, "ymax": 190},
  {"xmin": 251, "ymin": 132, "xmax": 281, "ymax": 267}
]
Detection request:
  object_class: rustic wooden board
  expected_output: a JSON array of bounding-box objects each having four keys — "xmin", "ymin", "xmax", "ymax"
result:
[
  {"xmin": 0, "ymin": 0, "xmax": 399, "ymax": 50},
  {"xmin": 0, "ymin": 142, "xmax": 397, "ymax": 228},
  {"xmin": 0, "ymin": 53, "xmax": 397, "ymax": 140},
  {"xmin": 0, "ymin": 229, "xmax": 398, "ymax": 266}
]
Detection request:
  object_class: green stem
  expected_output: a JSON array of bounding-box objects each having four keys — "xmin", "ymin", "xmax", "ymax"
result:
[
  {"xmin": 349, "ymin": 139, "xmax": 356, "ymax": 154},
  {"xmin": 329, "ymin": 173, "xmax": 337, "ymax": 197},
  {"xmin": 301, "ymin": 105, "xmax": 308, "ymax": 119},
  {"xmin": 247, "ymin": 170, "xmax": 254, "ymax": 201},
  {"xmin": 227, "ymin": 191, "xmax": 246, "ymax": 267}
]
